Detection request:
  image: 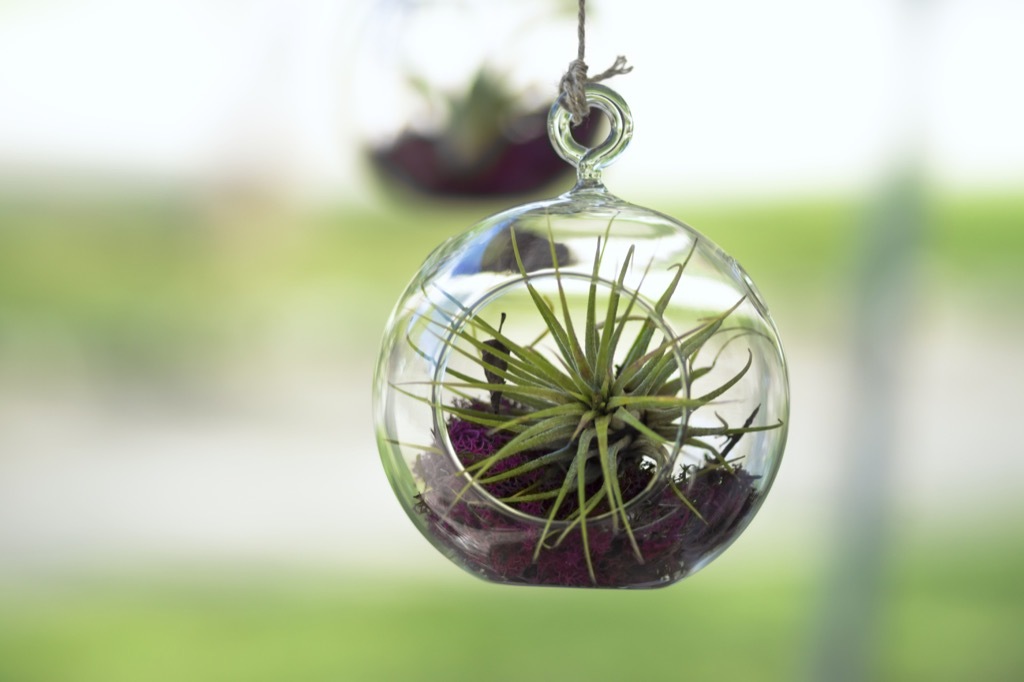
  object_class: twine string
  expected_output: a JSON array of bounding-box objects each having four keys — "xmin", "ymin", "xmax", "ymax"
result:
[{"xmin": 558, "ymin": 0, "xmax": 632, "ymax": 125}]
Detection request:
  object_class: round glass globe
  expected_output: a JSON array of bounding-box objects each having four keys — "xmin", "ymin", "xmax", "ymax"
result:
[{"xmin": 374, "ymin": 85, "xmax": 789, "ymax": 588}]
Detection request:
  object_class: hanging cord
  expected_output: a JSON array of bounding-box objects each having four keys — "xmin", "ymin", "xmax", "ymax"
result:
[{"xmin": 558, "ymin": 0, "xmax": 632, "ymax": 125}]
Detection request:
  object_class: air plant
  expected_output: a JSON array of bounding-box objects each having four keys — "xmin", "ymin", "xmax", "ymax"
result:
[
  {"xmin": 399, "ymin": 219, "xmax": 782, "ymax": 587},
  {"xmin": 370, "ymin": 68, "xmax": 601, "ymax": 198}
]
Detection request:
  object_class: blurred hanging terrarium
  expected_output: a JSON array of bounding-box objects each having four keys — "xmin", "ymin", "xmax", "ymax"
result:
[
  {"xmin": 374, "ymin": 7, "xmax": 789, "ymax": 589},
  {"xmin": 354, "ymin": 0, "xmax": 601, "ymax": 198}
]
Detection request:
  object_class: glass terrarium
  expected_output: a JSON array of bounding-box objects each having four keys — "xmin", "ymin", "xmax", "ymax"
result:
[
  {"xmin": 374, "ymin": 85, "xmax": 789, "ymax": 588},
  {"xmin": 352, "ymin": 0, "xmax": 601, "ymax": 198}
]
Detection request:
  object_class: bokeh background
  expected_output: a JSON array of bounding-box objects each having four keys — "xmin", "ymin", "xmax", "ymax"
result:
[{"xmin": 1, "ymin": 1, "xmax": 1022, "ymax": 680}]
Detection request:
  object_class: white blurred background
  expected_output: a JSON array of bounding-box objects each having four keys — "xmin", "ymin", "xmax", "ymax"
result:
[{"xmin": 2, "ymin": 1, "xmax": 1022, "ymax": 200}]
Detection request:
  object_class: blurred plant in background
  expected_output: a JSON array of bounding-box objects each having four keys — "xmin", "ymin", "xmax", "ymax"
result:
[
  {"xmin": 369, "ymin": 67, "xmax": 601, "ymax": 197},
  {"xmin": 356, "ymin": 0, "xmax": 600, "ymax": 198}
]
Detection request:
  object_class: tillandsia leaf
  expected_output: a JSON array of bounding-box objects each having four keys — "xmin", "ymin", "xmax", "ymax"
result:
[
  {"xmin": 596, "ymin": 246, "xmax": 636, "ymax": 379},
  {"xmin": 436, "ymin": 321, "xmax": 582, "ymax": 398},
  {"xmin": 409, "ymin": 374, "xmax": 544, "ymax": 412},
  {"xmin": 677, "ymin": 297, "xmax": 747, "ymax": 360},
  {"xmin": 570, "ymin": 409, "xmax": 598, "ymax": 440},
  {"xmin": 703, "ymin": 327, "xmax": 773, "ymax": 367},
  {"xmin": 481, "ymin": 312, "xmax": 509, "ymax": 412},
  {"xmin": 405, "ymin": 330, "xmax": 436, "ymax": 365},
  {"xmin": 449, "ymin": 421, "xmax": 576, "ymax": 509},
  {"xmin": 669, "ymin": 478, "xmax": 707, "ymax": 523},
  {"xmin": 547, "ymin": 222, "xmax": 593, "ymax": 384},
  {"xmin": 509, "ymin": 228, "xmax": 580, "ymax": 376},
  {"xmin": 487, "ymin": 413, "xmax": 580, "ymax": 441},
  {"xmin": 584, "ymin": 213, "xmax": 617, "ymax": 359},
  {"xmin": 608, "ymin": 441, "xmax": 643, "ymax": 562},
  {"xmin": 432, "ymin": 321, "xmax": 560, "ymax": 390},
  {"xmin": 384, "ymin": 438, "xmax": 448, "ymax": 458},
  {"xmin": 686, "ymin": 437, "xmax": 733, "ymax": 472},
  {"xmin": 553, "ymin": 485, "xmax": 607, "ymax": 544},
  {"xmin": 498, "ymin": 489, "xmax": 563, "ymax": 503},
  {"xmin": 438, "ymin": 382, "xmax": 571, "ymax": 405},
  {"xmin": 612, "ymin": 407, "xmax": 672, "ymax": 447},
  {"xmin": 585, "ymin": 236, "xmax": 602, "ymax": 367},
  {"xmin": 462, "ymin": 309, "xmax": 589, "ymax": 396},
  {"xmin": 596, "ymin": 415, "xmax": 642, "ymax": 561},
  {"xmin": 535, "ymin": 430, "xmax": 594, "ymax": 561},
  {"xmin": 389, "ymin": 383, "xmax": 506, "ymax": 423},
  {"xmin": 577, "ymin": 444, "xmax": 596, "ymax": 584},
  {"xmin": 619, "ymin": 240, "xmax": 698, "ymax": 372},
  {"xmin": 613, "ymin": 297, "xmax": 747, "ymax": 396},
  {"xmin": 691, "ymin": 350, "xmax": 753, "ymax": 404},
  {"xmin": 594, "ymin": 415, "xmax": 615, "ymax": 523},
  {"xmin": 475, "ymin": 446, "xmax": 576, "ymax": 485},
  {"xmin": 649, "ymin": 418, "xmax": 685, "ymax": 442},
  {"xmin": 439, "ymin": 403, "xmax": 511, "ymax": 428},
  {"xmin": 440, "ymin": 373, "xmax": 549, "ymax": 412},
  {"xmin": 608, "ymin": 259, "xmax": 653, "ymax": 365},
  {"xmin": 457, "ymin": 357, "xmax": 552, "ymax": 402},
  {"xmin": 466, "ymin": 420, "xmax": 577, "ymax": 478},
  {"xmin": 426, "ymin": 283, "xmax": 580, "ymax": 394},
  {"xmin": 487, "ymin": 402, "xmax": 587, "ymax": 433},
  {"xmin": 485, "ymin": 341, "xmax": 580, "ymax": 396},
  {"xmin": 613, "ymin": 325, "xmax": 702, "ymax": 394},
  {"xmin": 606, "ymin": 394, "xmax": 705, "ymax": 410},
  {"xmin": 589, "ymin": 212, "xmax": 618, "ymax": 366},
  {"xmin": 631, "ymin": 350, "xmax": 680, "ymax": 398},
  {"xmin": 687, "ymin": 422, "xmax": 781, "ymax": 438},
  {"xmin": 621, "ymin": 343, "xmax": 671, "ymax": 393},
  {"xmin": 520, "ymin": 345, "xmax": 591, "ymax": 397},
  {"xmin": 720, "ymin": 405, "xmax": 763, "ymax": 459},
  {"xmin": 445, "ymin": 386, "xmax": 509, "ymax": 412},
  {"xmin": 444, "ymin": 365, "xmax": 534, "ymax": 391},
  {"xmin": 499, "ymin": 477, "xmax": 546, "ymax": 501},
  {"xmin": 621, "ymin": 244, "xmax": 692, "ymax": 369},
  {"xmin": 685, "ymin": 366, "xmax": 714, "ymax": 384}
]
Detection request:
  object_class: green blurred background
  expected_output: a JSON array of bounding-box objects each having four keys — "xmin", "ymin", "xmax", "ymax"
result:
[{"xmin": 1, "ymin": 1, "xmax": 1022, "ymax": 681}]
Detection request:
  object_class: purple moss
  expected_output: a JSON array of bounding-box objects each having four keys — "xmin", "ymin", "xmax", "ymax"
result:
[{"xmin": 412, "ymin": 408, "xmax": 759, "ymax": 588}]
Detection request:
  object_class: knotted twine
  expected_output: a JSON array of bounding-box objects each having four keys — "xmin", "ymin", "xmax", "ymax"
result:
[{"xmin": 557, "ymin": 0, "xmax": 632, "ymax": 125}]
